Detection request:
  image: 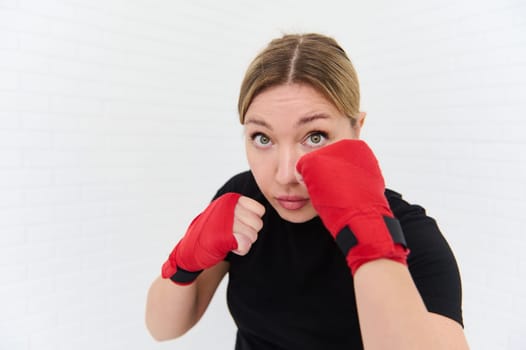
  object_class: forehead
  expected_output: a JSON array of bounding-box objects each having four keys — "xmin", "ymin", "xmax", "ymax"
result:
[{"xmin": 245, "ymin": 83, "xmax": 342, "ymax": 123}]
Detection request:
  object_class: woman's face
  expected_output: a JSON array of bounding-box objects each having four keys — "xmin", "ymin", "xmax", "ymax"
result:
[{"xmin": 244, "ymin": 83, "xmax": 363, "ymax": 223}]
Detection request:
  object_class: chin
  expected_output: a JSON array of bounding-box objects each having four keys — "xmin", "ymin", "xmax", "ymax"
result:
[{"xmin": 274, "ymin": 206, "xmax": 318, "ymax": 223}]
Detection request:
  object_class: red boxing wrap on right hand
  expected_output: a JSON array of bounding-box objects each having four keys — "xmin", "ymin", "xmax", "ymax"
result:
[
  {"xmin": 296, "ymin": 140, "xmax": 409, "ymax": 275},
  {"xmin": 162, "ymin": 192, "xmax": 240, "ymax": 285}
]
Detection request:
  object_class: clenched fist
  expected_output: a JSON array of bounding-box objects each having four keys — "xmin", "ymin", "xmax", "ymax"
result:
[{"xmin": 162, "ymin": 193, "xmax": 265, "ymax": 285}]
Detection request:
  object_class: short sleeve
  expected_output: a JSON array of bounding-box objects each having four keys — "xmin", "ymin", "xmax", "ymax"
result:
[{"xmin": 386, "ymin": 189, "xmax": 464, "ymax": 327}]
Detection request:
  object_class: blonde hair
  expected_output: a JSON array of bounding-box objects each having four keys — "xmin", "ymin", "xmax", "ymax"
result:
[{"xmin": 238, "ymin": 33, "xmax": 361, "ymax": 125}]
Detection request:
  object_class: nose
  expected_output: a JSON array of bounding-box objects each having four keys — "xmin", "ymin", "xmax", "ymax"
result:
[{"xmin": 275, "ymin": 146, "xmax": 300, "ymax": 186}]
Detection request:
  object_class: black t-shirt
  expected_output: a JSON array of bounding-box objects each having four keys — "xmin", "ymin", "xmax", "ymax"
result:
[{"xmin": 214, "ymin": 171, "xmax": 463, "ymax": 350}]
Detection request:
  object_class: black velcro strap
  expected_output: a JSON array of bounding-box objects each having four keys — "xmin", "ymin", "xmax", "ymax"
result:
[
  {"xmin": 170, "ymin": 266, "xmax": 203, "ymax": 284},
  {"xmin": 335, "ymin": 226, "xmax": 358, "ymax": 256},
  {"xmin": 335, "ymin": 216, "xmax": 407, "ymax": 256},
  {"xmin": 383, "ymin": 216, "xmax": 407, "ymax": 248}
]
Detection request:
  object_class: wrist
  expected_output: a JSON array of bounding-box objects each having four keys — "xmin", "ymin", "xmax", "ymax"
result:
[
  {"xmin": 161, "ymin": 241, "xmax": 203, "ymax": 285},
  {"xmin": 161, "ymin": 258, "xmax": 203, "ymax": 285},
  {"xmin": 333, "ymin": 213, "xmax": 409, "ymax": 275}
]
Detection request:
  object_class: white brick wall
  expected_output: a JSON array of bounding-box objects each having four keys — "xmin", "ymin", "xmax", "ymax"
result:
[{"xmin": 0, "ymin": 0, "xmax": 524, "ymax": 349}]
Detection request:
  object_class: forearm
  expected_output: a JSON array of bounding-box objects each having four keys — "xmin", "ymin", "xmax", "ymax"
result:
[
  {"xmin": 145, "ymin": 261, "xmax": 229, "ymax": 341},
  {"xmin": 354, "ymin": 259, "xmax": 469, "ymax": 350},
  {"xmin": 145, "ymin": 275, "xmax": 199, "ymax": 341}
]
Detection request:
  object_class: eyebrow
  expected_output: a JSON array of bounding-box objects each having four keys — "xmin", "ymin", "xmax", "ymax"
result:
[
  {"xmin": 244, "ymin": 113, "xmax": 331, "ymax": 130},
  {"xmin": 244, "ymin": 118, "xmax": 273, "ymax": 130},
  {"xmin": 295, "ymin": 113, "xmax": 330, "ymax": 127}
]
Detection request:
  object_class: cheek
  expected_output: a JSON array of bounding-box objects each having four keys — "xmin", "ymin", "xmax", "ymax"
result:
[
  {"xmin": 246, "ymin": 147, "xmax": 270, "ymax": 181},
  {"xmin": 245, "ymin": 146, "xmax": 260, "ymax": 170},
  {"xmin": 246, "ymin": 154, "xmax": 275, "ymax": 201}
]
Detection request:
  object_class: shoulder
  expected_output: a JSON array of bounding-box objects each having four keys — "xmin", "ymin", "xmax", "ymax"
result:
[
  {"xmin": 385, "ymin": 189, "xmax": 430, "ymax": 224},
  {"xmin": 385, "ymin": 189, "xmax": 445, "ymax": 239},
  {"xmin": 385, "ymin": 189, "xmax": 451, "ymax": 251},
  {"xmin": 385, "ymin": 188, "xmax": 449, "ymax": 253},
  {"xmin": 212, "ymin": 170, "xmax": 266, "ymax": 203}
]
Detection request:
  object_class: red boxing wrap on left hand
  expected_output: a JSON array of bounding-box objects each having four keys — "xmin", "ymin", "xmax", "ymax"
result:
[{"xmin": 296, "ymin": 139, "xmax": 409, "ymax": 275}]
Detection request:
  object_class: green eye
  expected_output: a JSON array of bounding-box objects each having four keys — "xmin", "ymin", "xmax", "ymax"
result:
[
  {"xmin": 309, "ymin": 134, "xmax": 322, "ymax": 144},
  {"xmin": 258, "ymin": 135, "xmax": 270, "ymax": 144},
  {"xmin": 305, "ymin": 131, "xmax": 328, "ymax": 146},
  {"xmin": 251, "ymin": 133, "xmax": 272, "ymax": 148}
]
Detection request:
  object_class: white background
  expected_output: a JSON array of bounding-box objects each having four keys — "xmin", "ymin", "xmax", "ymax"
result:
[{"xmin": 1, "ymin": 0, "xmax": 525, "ymax": 349}]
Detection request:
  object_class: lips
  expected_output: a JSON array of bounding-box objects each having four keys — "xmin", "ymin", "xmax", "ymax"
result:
[{"xmin": 275, "ymin": 195, "xmax": 309, "ymax": 210}]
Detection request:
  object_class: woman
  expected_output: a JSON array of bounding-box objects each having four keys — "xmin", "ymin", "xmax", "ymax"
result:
[{"xmin": 145, "ymin": 33, "xmax": 469, "ymax": 349}]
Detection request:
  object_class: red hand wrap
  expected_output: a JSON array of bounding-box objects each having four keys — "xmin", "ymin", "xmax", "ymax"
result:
[
  {"xmin": 296, "ymin": 140, "xmax": 409, "ymax": 274},
  {"xmin": 162, "ymin": 192, "xmax": 240, "ymax": 284}
]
